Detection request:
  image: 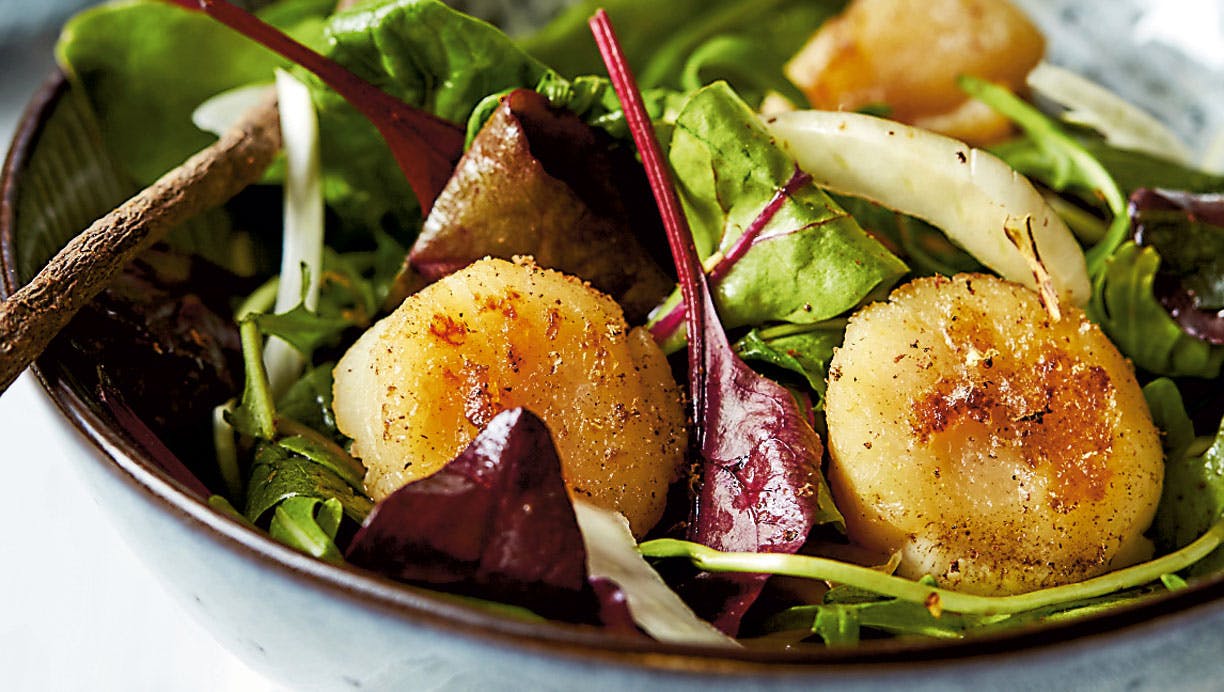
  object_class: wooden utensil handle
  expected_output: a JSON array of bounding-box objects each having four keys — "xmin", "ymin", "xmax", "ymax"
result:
[{"xmin": 0, "ymin": 94, "xmax": 281, "ymax": 395}]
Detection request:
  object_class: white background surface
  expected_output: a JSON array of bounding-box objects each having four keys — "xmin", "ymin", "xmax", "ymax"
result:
[{"xmin": 0, "ymin": 32, "xmax": 285, "ymax": 692}]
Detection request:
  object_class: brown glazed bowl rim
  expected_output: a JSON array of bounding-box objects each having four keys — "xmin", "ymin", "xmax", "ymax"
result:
[{"xmin": 4, "ymin": 69, "xmax": 1224, "ymax": 679}]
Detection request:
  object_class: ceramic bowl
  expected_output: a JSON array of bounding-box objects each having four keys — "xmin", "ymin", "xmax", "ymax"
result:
[{"xmin": 3, "ymin": 1, "xmax": 1224, "ymax": 689}]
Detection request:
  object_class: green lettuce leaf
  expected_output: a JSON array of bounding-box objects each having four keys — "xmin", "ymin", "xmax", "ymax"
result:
[
  {"xmin": 1088, "ymin": 242, "xmax": 1224, "ymax": 378},
  {"xmin": 1151, "ymin": 377, "xmax": 1224, "ymax": 569},
  {"xmin": 55, "ymin": 0, "xmax": 329, "ymax": 185},
  {"xmin": 656, "ymin": 82, "xmax": 905, "ymax": 340}
]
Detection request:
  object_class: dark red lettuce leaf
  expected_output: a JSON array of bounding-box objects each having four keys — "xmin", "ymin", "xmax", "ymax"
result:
[
  {"xmin": 590, "ymin": 12, "xmax": 825, "ymax": 635},
  {"xmin": 97, "ymin": 372, "xmax": 212, "ymax": 500},
  {"xmin": 409, "ymin": 88, "xmax": 672, "ymax": 322},
  {"xmin": 344, "ymin": 408, "xmax": 594, "ymax": 621},
  {"xmin": 1132, "ymin": 188, "xmax": 1224, "ymax": 344},
  {"xmin": 54, "ymin": 245, "xmax": 250, "ymax": 492}
]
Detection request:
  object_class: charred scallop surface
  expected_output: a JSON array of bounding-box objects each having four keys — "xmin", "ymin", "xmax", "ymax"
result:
[
  {"xmin": 825, "ymin": 274, "xmax": 1162, "ymax": 595},
  {"xmin": 332, "ymin": 257, "xmax": 686, "ymax": 537}
]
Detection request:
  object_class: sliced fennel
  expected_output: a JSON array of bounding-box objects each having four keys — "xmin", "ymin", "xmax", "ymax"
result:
[
  {"xmin": 573, "ymin": 501, "xmax": 738, "ymax": 648},
  {"xmin": 191, "ymin": 83, "xmax": 275, "ymax": 137},
  {"xmin": 265, "ymin": 69, "xmax": 325, "ymax": 398},
  {"xmin": 640, "ymin": 514, "xmax": 1224, "ymax": 617},
  {"xmin": 764, "ymin": 110, "xmax": 1092, "ymax": 306},
  {"xmin": 1027, "ymin": 62, "xmax": 1193, "ymax": 166}
]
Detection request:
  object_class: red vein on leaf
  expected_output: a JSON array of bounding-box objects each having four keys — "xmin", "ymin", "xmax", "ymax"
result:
[
  {"xmin": 646, "ymin": 168, "xmax": 812, "ymax": 343},
  {"xmin": 588, "ymin": 9, "xmax": 710, "ymax": 421},
  {"xmin": 164, "ymin": 0, "xmax": 464, "ymax": 212}
]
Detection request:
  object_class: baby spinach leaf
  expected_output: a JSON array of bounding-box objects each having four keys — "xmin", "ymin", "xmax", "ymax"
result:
[
  {"xmin": 1088, "ymin": 242, "xmax": 1224, "ymax": 378},
  {"xmin": 651, "ymin": 83, "xmax": 905, "ymax": 345},
  {"xmin": 309, "ymin": 0, "xmax": 550, "ymax": 231},
  {"xmin": 269, "ymin": 496, "xmax": 346, "ymax": 565}
]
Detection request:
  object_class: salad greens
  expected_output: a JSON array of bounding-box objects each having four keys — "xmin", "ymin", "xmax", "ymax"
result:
[
  {"xmin": 48, "ymin": 0, "xmax": 1224, "ymax": 650},
  {"xmin": 648, "ymin": 82, "xmax": 906, "ymax": 349}
]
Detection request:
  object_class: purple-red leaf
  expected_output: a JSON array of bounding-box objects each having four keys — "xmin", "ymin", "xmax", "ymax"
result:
[
  {"xmin": 1132, "ymin": 188, "xmax": 1224, "ymax": 344},
  {"xmin": 344, "ymin": 408, "xmax": 591, "ymax": 620},
  {"xmin": 164, "ymin": 0, "xmax": 463, "ymax": 212},
  {"xmin": 98, "ymin": 373, "xmax": 213, "ymax": 500},
  {"xmin": 590, "ymin": 11, "xmax": 826, "ymax": 634},
  {"xmin": 410, "ymin": 88, "xmax": 672, "ymax": 322}
]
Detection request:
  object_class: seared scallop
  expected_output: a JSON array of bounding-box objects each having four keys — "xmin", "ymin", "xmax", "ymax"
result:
[
  {"xmin": 332, "ymin": 257, "xmax": 686, "ymax": 537},
  {"xmin": 786, "ymin": 0, "xmax": 1045, "ymax": 145},
  {"xmin": 825, "ymin": 274, "xmax": 1162, "ymax": 595}
]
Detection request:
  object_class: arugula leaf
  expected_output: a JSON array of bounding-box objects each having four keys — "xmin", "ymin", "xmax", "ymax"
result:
[
  {"xmin": 1144, "ymin": 378, "xmax": 1197, "ymax": 463},
  {"xmin": 1153, "ymin": 402, "xmax": 1224, "ymax": 558},
  {"xmin": 269, "ymin": 496, "xmax": 346, "ymax": 565},
  {"xmin": 641, "ymin": 519, "xmax": 1224, "ymax": 619},
  {"xmin": 56, "ymin": 0, "xmax": 328, "ymax": 184},
  {"xmin": 652, "ymin": 83, "xmax": 905, "ymax": 345},
  {"xmin": 733, "ymin": 322, "xmax": 842, "ymax": 404},
  {"xmin": 763, "ymin": 581, "xmax": 1169, "ymax": 644},
  {"xmin": 249, "ymin": 304, "xmax": 351, "ymax": 358},
  {"xmin": 767, "ymin": 599, "xmax": 976, "ymax": 645},
  {"xmin": 991, "ymin": 137, "xmax": 1224, "ymax": 198},
  {"xmin": 245, "ymin": 443, "xmax": 373, "ymax": 524},
  {"xmin": 532, "ymin": 72, "xmax": 688, "ymax": 142},
  {"xmin": 277, "ymin": 433, "xmax": 365, "ymax": 491},
  {"xmin": 960, "ymin": 75, "xmax": 1127, "ymax": 276},
  {"xmin": 276, "ymin": 364, "xmax": 338, "ymax": 437},
  {"xmin": 1088, "ymin": 242, "xmax": 1224, "ymax": 378},
  {"xmin": 309, "ymin": 0, "xmax": 550, "ymax": 231},
  {"xmin": 229, "ymin": 320, "xmax": 277, "ymax": 439}
]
